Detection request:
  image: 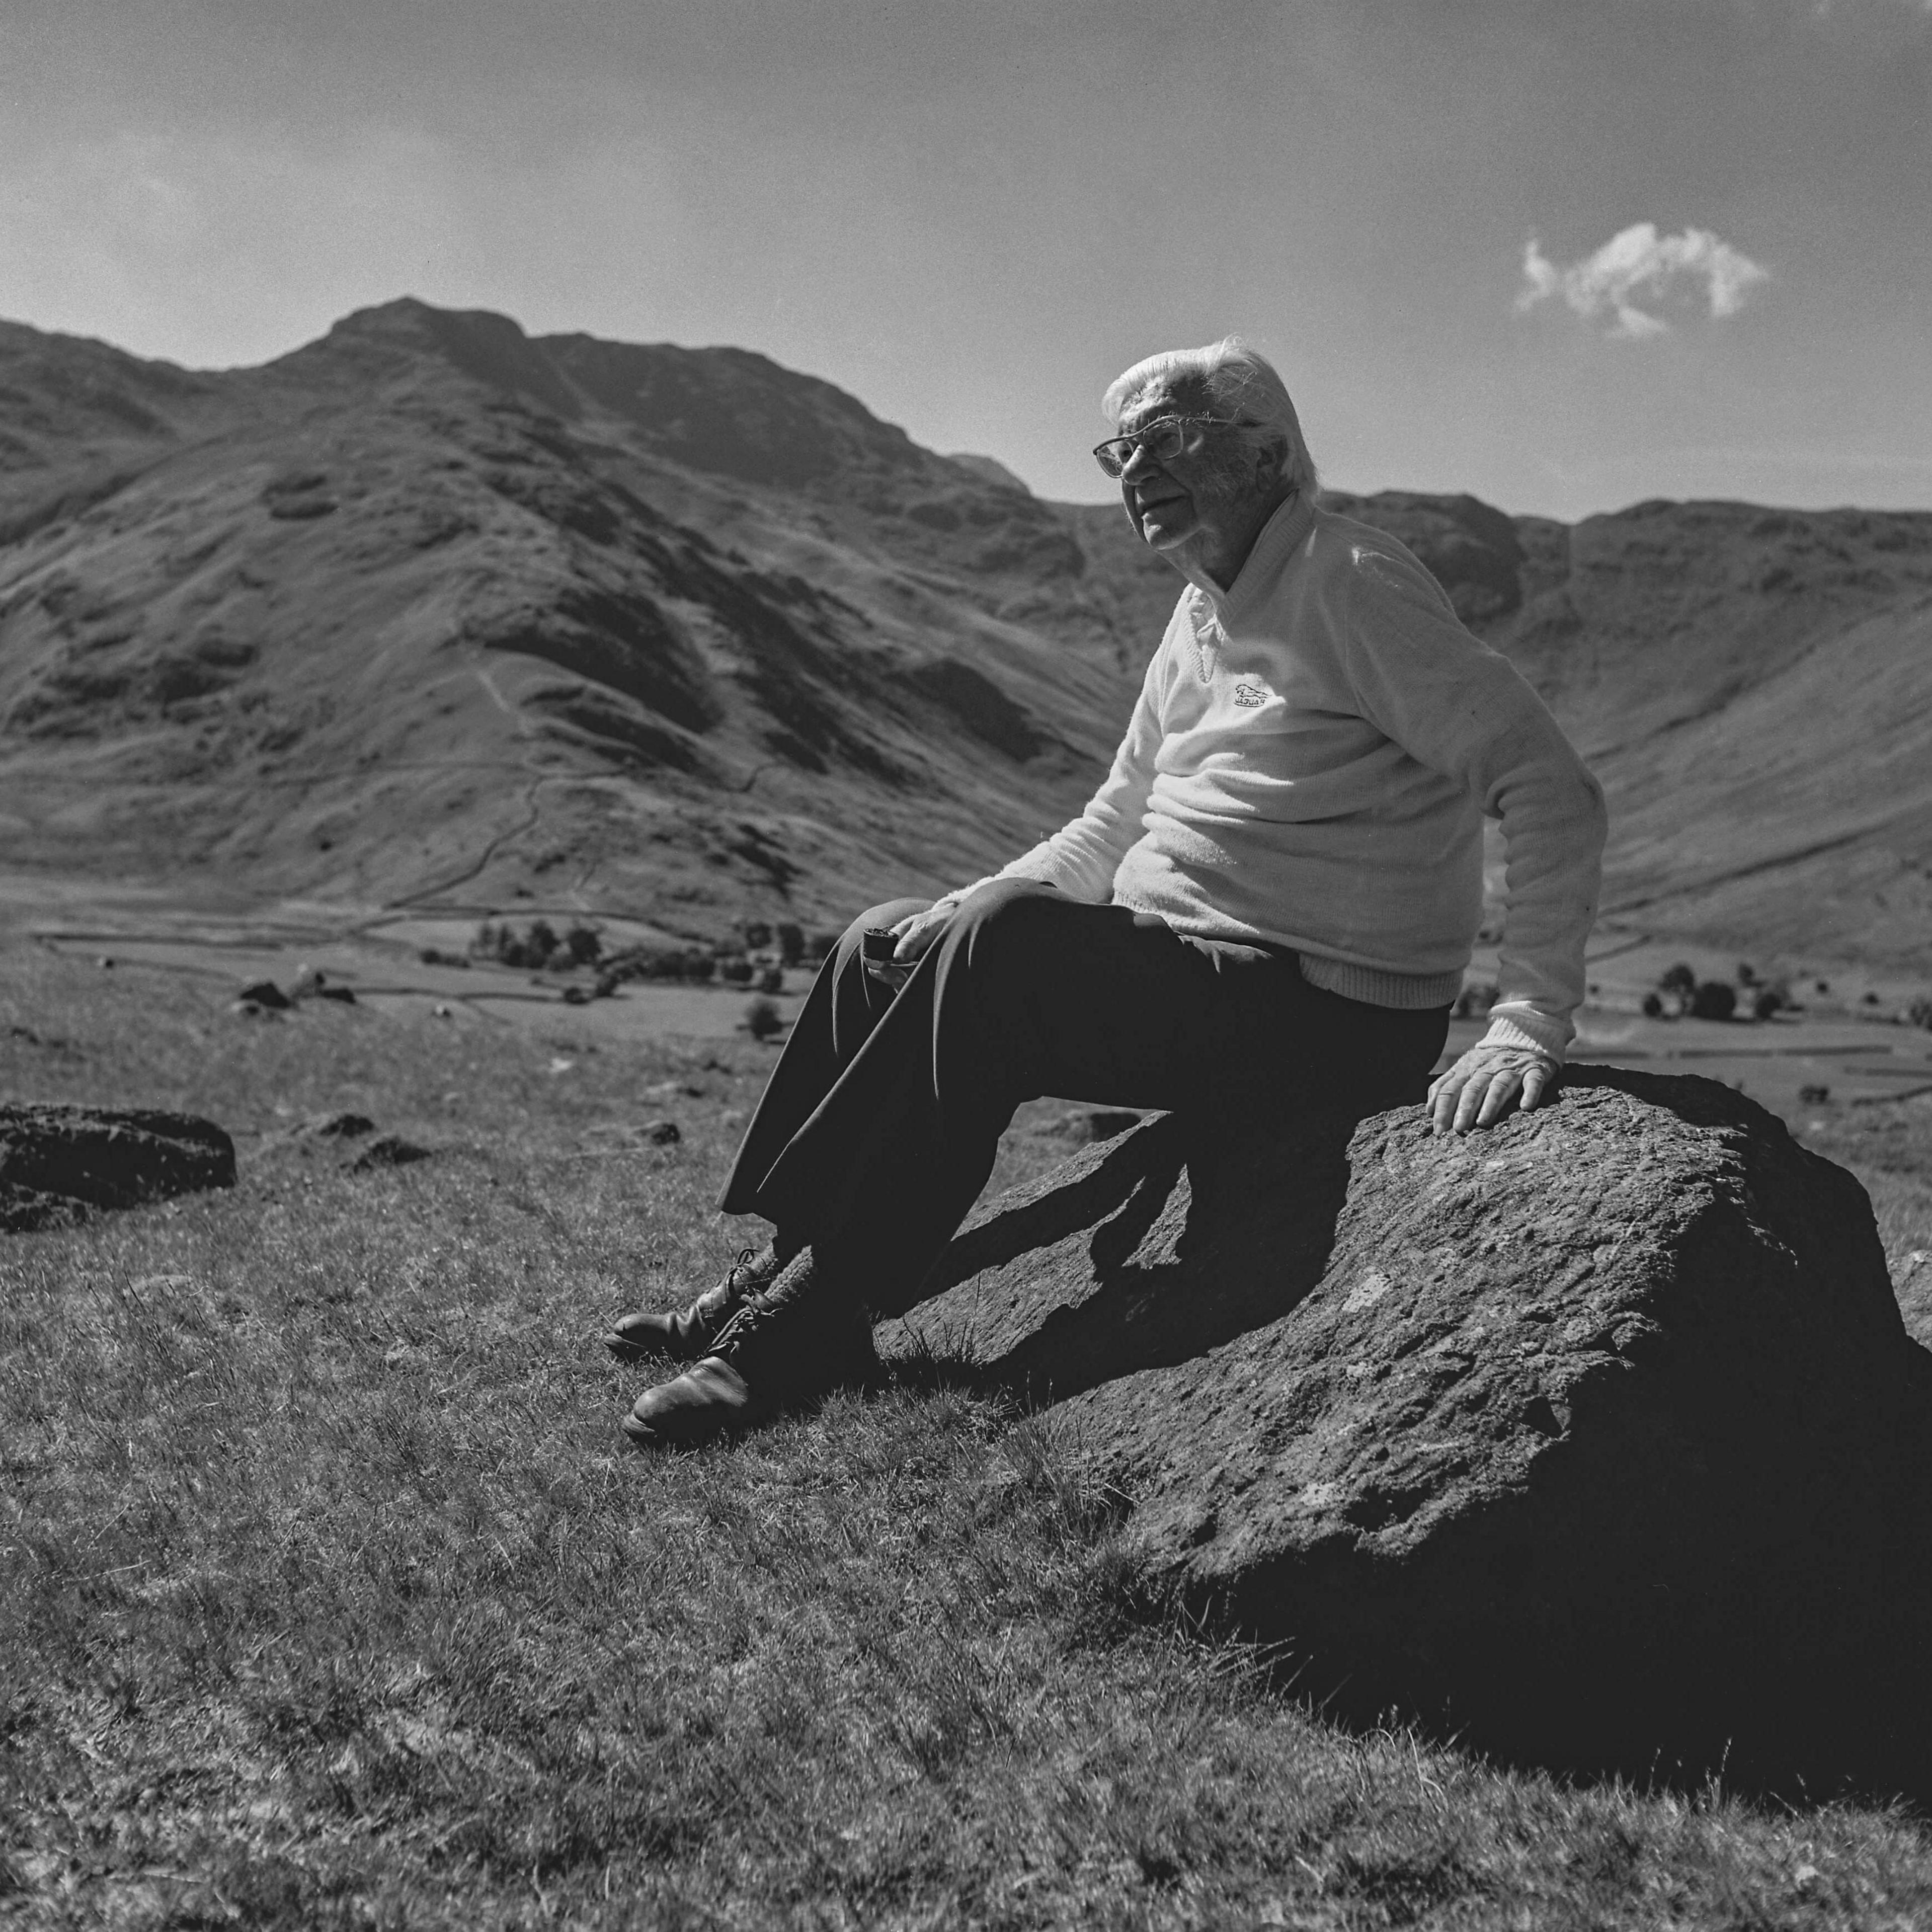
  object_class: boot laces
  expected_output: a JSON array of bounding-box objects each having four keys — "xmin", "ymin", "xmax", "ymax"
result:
[
  {"xmin": 689, "ymin": 1247, "xmax": 767, "ymax": 1320},
  {"xmin": 711, "ymin": 1285, "xmax": 867, "ymax": 1367},
  {"xmin": 709, "ymin": 1296, "xmax": 775, "ymax": 1355}
]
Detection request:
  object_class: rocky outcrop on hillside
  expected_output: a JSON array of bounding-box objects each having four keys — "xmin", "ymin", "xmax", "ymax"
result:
[
  {"xmin": 884, "ymin": 1071, "xmax": 1932, "ymax": 1770},
  {"xmin": 0, "ymin": 1105, "xmax": 235, "ymax": 1231}
]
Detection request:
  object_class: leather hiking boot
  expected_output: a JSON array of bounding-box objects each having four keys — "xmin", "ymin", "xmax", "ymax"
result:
[
  {"xmin": 621, "ymin": 1253, "xmax": 874, "ymax": 1450},
  {"xmin": 621, "ymin": 1354, "xmax": 761, "ymax": 1446},
  {"xmin": 603, "ymin": 1245, "xmax": 780, "ymax": 1363}
]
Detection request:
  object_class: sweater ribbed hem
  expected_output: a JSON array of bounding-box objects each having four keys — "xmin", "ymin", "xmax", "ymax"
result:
[{"xmin": 1296, "ymin": 953, "xmax": 1463, "ymax": 1011}]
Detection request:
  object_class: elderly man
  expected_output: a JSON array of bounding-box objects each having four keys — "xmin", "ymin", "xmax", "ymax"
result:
[{"xmin": 612, "ymin": 338, "xmax": 1605, "ymax": 1447}]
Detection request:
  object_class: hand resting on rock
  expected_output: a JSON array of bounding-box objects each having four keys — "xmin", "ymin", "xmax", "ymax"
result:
[{"xmin": 1428, "ymin": 1040, "xmax": 1557, "ymax": 1136}]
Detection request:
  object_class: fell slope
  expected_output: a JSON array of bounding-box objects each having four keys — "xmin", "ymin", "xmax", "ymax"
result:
[
  {"xmin": 2, "ymin": 300, "xmax": 1928, "ymax": 965},
  {"xmin": 1323, "ymin": 493, "xmax": 1932, "ymax": 963},
  {"xmin": 0, "ymin": 302, "xmax": 1143, "ymax": 931}
]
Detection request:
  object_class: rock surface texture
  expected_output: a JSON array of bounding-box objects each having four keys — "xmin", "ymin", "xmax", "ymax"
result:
[
  {"xmin": 883, "ymin": 1068, "xmax": 1932, "ymax": 1769},
  {"xmin": 0, "ymin": 1104, "xmax": 235, "ymax": 1232}
]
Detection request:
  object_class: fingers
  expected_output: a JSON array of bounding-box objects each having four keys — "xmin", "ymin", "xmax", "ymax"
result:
[
  {"xmin": 1471, "ymin": 1066, "xmax": 1522, "ymax": 1130},
  {"xmin": 893, "ymin": 920, "xmax": 936, "ymax": 962},
  {"xmin": 890, "ymin": 904, "xmax": 956, "ymax": 964},
  {"xmin": 1428, "ymin": 1050, "xmax": 1556, "ymax": 1135}
]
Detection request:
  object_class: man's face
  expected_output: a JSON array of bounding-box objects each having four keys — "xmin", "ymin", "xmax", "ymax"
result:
[{"xmin": 1114, "ymin": 378, "xmax": 1263, "ymax": 559}]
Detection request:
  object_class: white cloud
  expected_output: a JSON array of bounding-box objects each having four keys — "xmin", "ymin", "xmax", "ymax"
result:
[{"xmin": 1515, "ymin": 222, "xmax": 1770, "ymax": 341}]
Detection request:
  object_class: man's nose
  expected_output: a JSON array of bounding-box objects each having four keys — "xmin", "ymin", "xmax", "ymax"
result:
[{"xmin": 1118, "ymin": 440, "xmax": 1162, "ymax": 482}]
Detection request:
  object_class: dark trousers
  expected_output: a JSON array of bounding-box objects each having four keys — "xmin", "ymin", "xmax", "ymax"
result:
[{"xmin": 718, "ymin": 880, "xmax": 1449, "ymax": 1320}]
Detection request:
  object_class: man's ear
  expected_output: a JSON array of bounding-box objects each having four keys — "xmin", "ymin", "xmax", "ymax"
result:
[{"xmin": 1253, "ymin": 434, "xmax": 1289, "ymax": 492}]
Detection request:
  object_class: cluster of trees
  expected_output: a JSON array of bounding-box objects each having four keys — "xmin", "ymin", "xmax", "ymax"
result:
[
  {"xmin": 472, "ymin": 919, "xmax": 604, "ymax": 971},
  {"xmin": 1642, "ymin": 961, "xmax": 1792, "ymax": 1023},
  {"xmin": 1458, "ymin": 959, "xmax": 1848, "ymax": 1027},
  {"xmin": 607, "ymin": 949, "xmax": 786, "ymax": 993},
  {"xmin": 468, "ymin": 913, "xmax": 848, "ymax": 996},
  {"xmin": 743, "ymin": 920, "xmax": 815, "ymax": 964}
]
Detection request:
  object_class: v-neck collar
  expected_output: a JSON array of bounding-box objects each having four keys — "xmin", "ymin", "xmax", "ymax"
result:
[{"xmin": 1184, "ymin": 491, "xmax": 1316, "ymax": 627}]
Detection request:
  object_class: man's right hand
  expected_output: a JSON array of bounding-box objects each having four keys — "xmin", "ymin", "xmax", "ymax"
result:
[{"xmin": 887, "ymin": 901, "xmax": 957, "ymax": 966}]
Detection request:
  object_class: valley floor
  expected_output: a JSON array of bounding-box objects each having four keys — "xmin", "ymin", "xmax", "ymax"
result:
[
  {"xmin": 4, "ymin": 927, "xmax": 1932, "ymax": 1927},
  {"xmin": 8, "ymin": 872, "xmax": 1932, "ymax": 1131}
]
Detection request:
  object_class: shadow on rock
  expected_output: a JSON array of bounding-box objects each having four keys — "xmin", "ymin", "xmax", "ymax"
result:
[
  {"xmin": 880, "ymin": 1068, "xmax": 1932, "ymax": 1801},
  {"xmin": 888, "ymin": 1106, "xmax": 1363, "ymax": 1407}
]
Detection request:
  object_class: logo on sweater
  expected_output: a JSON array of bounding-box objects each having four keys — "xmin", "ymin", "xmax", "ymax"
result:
[{"xmin": 1232, "ymin": 681, "xmax": 1269, "ymax": 708}]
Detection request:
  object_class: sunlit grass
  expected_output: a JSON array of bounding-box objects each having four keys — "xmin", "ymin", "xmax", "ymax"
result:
[{"xmin": 5, "ymin": 943, "xmax": 1932, "ymax": 1926}]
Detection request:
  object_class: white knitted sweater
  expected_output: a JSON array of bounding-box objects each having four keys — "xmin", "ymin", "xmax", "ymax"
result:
[{"xmin": 947, "ymin": 493, "xmax": 1606, "ymax": 1058}]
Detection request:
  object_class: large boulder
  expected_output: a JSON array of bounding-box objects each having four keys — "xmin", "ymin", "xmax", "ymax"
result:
[
  {"xmin": 0, "ymin": 1105, "xmax": 236, "ymax": 1232},
  {"xmin": 882, "ymin": 1069, "xmax": 1932, "ymax": 1775}
]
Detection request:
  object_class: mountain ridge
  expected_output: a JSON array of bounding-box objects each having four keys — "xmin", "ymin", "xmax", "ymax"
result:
[{"xmin": 2, "ymin": 299, "xmax": 1927, "ymax": 965}]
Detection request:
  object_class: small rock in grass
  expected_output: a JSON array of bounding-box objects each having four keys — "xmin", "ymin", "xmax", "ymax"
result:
[
  {"xmin": 301, "ymin": 1111, "xmax": 374, "ymax": 1140},
  {"xmin": 313, "ymin": 985, "xmax": 356, "ymax": 1004},
  {"xmin": 2, "ymin": 1105, "xmax": 235, "ymax": 1232},
  {"xmin": 649, "ymin": 1120, "xmax": 681, "ymax": 1146},
  {"xmin": 348, "ymin": 1135, "xmax": 433, "ymax": 1173},
  {"xmin": 238, "ymin": 979, "xmax": 291, "ymax": 1010}
]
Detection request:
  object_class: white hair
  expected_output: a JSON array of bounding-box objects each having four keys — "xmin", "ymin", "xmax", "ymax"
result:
[{"xmin": 1101, "ymin": 337, "xmax": 1318, "ymax": 496}]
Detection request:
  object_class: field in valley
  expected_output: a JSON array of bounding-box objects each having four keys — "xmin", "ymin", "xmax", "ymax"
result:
[{"xmin": 5, "ymin": 926, "xmax": 1932, "ymax": 1929}]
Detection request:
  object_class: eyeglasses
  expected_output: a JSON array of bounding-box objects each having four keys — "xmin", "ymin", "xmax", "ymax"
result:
[{"xmin": 1091, "ymin": 414, "xmax": 1225, "ymax": 478}]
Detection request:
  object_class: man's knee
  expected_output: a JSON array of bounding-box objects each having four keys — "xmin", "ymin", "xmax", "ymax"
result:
[{"xmin": 946, "ymin": 878, "xmax": 1067, "ymax": 959}]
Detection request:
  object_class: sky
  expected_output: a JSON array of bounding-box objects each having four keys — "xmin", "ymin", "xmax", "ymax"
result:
[{"xmin": 2, "ymin": 0, "xmax": 1928, "ymax": 519}]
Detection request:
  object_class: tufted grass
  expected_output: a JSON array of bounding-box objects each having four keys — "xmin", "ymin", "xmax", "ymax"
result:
[
  {"xmin": 5, "ymin": 942, "xmax": 1932, "ymax": 1927},
  {"xmin": 1801, "ymin": 1099, "xmax": 1932, "ymax": 1315}
]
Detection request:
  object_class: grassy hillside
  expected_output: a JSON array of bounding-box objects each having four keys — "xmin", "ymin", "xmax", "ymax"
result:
[{"xmin": 5, "ymin": 943, "xmax": 1932, "ymax": 1925}]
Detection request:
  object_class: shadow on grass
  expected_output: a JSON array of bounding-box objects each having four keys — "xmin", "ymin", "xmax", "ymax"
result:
[{"xmin": 892, "ymin": 1334, "xmax": 1932, "ymax": 1811}]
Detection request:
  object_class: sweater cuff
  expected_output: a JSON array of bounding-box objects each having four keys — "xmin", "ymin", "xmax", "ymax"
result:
[{"xmin": 1480, "ymin": 1006, "xmax": 1571, "ymax": 1064}]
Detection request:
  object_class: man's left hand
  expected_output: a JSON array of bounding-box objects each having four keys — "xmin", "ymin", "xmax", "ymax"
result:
[{"xmin": 1427, "ymin": 1043, "xmax": 1558, "ymax": 1136}]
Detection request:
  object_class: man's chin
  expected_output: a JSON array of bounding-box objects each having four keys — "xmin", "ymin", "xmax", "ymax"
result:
[{"xmin": 1135, "ymin": 507, "xmax": 1196, "ymax": 550}]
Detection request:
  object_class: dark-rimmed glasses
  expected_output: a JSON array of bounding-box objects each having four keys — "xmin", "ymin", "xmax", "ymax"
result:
[{"xmin": 1092, "ymin": 414, "xmax": 1224, "ymax": 479}]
